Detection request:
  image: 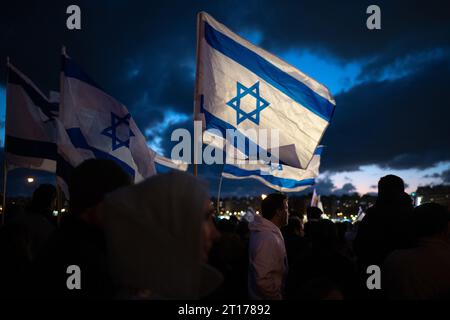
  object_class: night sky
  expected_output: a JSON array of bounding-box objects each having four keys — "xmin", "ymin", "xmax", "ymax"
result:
[{"xmin": 1, "ymin": 0, "xmax": 450, "ymax": 197}]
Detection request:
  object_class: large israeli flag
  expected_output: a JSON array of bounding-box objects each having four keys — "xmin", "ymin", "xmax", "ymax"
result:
[
  {"xmin": 222, "ymin": 146, "xmax": 323, "ymax": 193},
  {"xmin": 194, "ymin": 12, "xmax": 335, "ymax": 169},
  {"xmin": 5, "ymin": 62, "xmax": 58, "ymax": 172},
  {"xmin": 58, "ymin": 52, "xmax": 156, "ymax": 190}
]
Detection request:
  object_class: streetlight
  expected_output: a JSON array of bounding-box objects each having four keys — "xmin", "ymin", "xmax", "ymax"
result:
[
  {"xmin": 26, "ymin": 177, "xmax": 35, "ymax": 184},
  {"xmin": 261, "ymin": 194, "xmax": 267, "ymax": 200}
]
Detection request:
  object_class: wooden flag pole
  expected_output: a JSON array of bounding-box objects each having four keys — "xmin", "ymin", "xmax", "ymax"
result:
[{"xmin": 192, "ymin": 12, "xmax": 205, "ymax": 177}]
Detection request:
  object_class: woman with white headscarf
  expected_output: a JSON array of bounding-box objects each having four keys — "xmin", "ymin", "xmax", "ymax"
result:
[{"xmin": 102, "ymin": 171, "xmax": 222, "ymax": 299}]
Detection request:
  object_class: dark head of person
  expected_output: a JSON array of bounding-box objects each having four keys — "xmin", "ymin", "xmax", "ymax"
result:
[
  {"xmin": 29, "ymin": 184, "xmax": 56, "ymax": 218},
  {"xmin": 68, "ymin": 159, "xmax": 132, "ymax": 225},
  {"xmin": 311, "ymin": 219, "xmax": 338, "ymax": 251},
  {"xmin": 412, "ymin": 203, "xmax": 450, "ymax": 242},
  {"xmin": 377, "ymin": 175, "xmax": 407, "ymax": 204},
  {"xmin": 261, "ymin": 193, "xmax": 288, "ymax": 228},
  {"xmin": 307, "ymin": 206, "xmax": 323, "ymax": 221},
  {"xmin": 284, "ymin": 215, "xmax": 304, "ymax": 237}
]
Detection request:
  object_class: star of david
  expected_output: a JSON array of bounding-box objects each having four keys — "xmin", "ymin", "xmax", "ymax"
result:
[
  {"xmin": 226, "ymin": 81, "xmax": 270, "ymax": 125},
  {"xmin": 101, "ymin": 112, "xmax": 135, "ymax": 151}
]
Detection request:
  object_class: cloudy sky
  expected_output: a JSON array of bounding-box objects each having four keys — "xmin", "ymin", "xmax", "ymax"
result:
[{"xmin": 1, "ymin": 0, "xmax": 449, "ymax": 196}]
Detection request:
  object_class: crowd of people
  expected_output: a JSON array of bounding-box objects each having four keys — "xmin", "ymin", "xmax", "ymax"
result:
[{"xmin": 0, "ymin": 160, "xmax": 449, "ymax": 300}]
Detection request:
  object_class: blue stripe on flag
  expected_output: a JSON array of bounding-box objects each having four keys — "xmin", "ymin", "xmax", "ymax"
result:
[
  {"xmin": 201, "ymin": 95, "xmax": 287, "ymax": 165},
  {"xmin": 66, "ymin": 128, "xmax": 136, "ymax": 178},
  {"xmin": 8, "ymin": 67, "xmax": 59, "ymax": 119},
  {"xmin": 6, "ymin": 135, "xmax": 57, "ymax": 160},
  {"xmin": 204, "ymin": 21, "xmax": 335, "ymax": 122},
  {"xmin": 203, "ymin": 108, "xmax": 289, "ymax": 165},
  {"xmin": 223, "ymin": 164, "xmax": 315, "ymax": 189},
  {"xmin": 155, "ymin": 162, "xmax": 172, "ymax": 173},
  {"xmin": 62, "ymin": 55, "xmax": 104, "ymax": 91},
  {"xmin": 314, "ymin": 145, "xmax": 324, "ymax": 155}
]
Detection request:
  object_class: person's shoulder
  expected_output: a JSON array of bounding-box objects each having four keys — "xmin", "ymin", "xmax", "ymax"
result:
[{"xmin": 384, "ymin": 246, "xmax": 417, "ymax": 268}]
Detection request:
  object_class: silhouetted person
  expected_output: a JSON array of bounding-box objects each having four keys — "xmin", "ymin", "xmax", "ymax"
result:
[
  {"xmin": 209, "ymin": 218, "xmax": 248, "ymax": 299},
  {"xmin": 0, "ymin": 223, "xmax": 32, "ymax": 298},
  {"xmin": 282, "ymin": 216, "xmax": 308, "ymax": 268},
  {"xmin": 13, "ymin": 184, "xmax": 57, "ymax": 260},
  {"xmin": 304, "ymin": 206, "xmax": 323, "ymax": 240},
  {"xmin": 287, "ymin": 219, "xmax": 359, "ymax": 299},
  {"xmin": 0, "ymin": 184, "xmax": 57, "ymax": 298},
  {"xmin": 34, "ymin": 159, "xmax": 132, "ymax": 299},
  {"xmin": 353, "ymin": 175, "xmax": 413, "ymax": 298},
  {"xmin": 335, "ymin": 221, "xmax": 356, "ymax": 262},
  {"xmin": 248, "ymin": 193, "xmax": 289, "ymax": 300},
  {"xmin": 383, "ymin": 203, "xmax": 450, "ymax": 299}
]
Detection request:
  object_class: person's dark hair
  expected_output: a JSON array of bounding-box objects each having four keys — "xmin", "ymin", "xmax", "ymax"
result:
[
  {"xmin": 286, "ymin": 216, "xmax": 302, "ymax": 234},
  {"xmin": 378, "ymin": 175, "xmax": 404, "ymax": 200},
  {"xmin": 69, "ymin": 159, "xmax": 132, "ymax": 215},
  {"xmin": 261, "ymin": 193, "xmax": 287, "ymax": 220},
  {"xmin": 30, "ymin": 184, "xmax": 56, "ymax": 214},
  {"xmin": 307, "ymin": 206, "xmax": 323, "ymax": 221},
  {"xmin": 413, "ymin": 203, "xmax": 449, "ymax": 239},
  {"xmin": 311, "ymin": 219, "xmax": 338, "ymax": 250},
  {"xmin": 335, "ymin": 222, "xmax": 349, "ymax": 242}
]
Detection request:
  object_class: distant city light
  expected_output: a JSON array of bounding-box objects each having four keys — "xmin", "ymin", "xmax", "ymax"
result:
[
  {"xmin": 26, "ymin": 177, "xmax": 34, "ymax": 183},
  {"xmin": 416, "ymin": 196, "xmax": 423, "ymax": 206}
]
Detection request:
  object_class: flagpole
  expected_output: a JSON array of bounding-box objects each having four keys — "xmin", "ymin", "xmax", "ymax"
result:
[
  {"xmin": 192, "ymin": 12, "xmax": 204, "ymax": 177},
  {"xmin": 55, "ymin": 46, "xmax": 66, "ymax": 226},
  {"xmin": 217, "ymin": 173, "xmax": 223, "ymax": 215},
  {"xmin": 2, "ymin": 57, "xmax": 11, "ymax": 225}
]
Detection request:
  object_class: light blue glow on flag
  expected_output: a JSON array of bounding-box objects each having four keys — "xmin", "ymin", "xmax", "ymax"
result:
[{"xmin": 222, "ymin": 146, "xmax": 324, "ymax": 193}]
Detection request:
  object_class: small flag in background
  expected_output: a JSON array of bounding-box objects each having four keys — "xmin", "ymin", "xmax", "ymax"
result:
[
  {"xmin": 222, "ymin": 146, "xmax": 324, "ymax": 193},
  {"xmin": 5, "ymin": 62, "xmax": 58, "ymax": 173},
  {"xmin": 310, "ymin": 188, "xmax": 319, "ymax": 207},
  {"xmin": 194, "ymin": 12, "xmax": 335, "ymax": 169}
]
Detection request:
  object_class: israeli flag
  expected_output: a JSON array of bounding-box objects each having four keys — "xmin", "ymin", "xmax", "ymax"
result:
[
  {"xmin": 58, "ymin": 52, "xmax": 156, "ymax": 191},
  {"xmin": 194, "ymin": 12, "xmax": 335, "ymax": 169},
  {"xmin": 222, "ymin": 146, "xmax": 323, "ymax": 193},
  {"xmin": 5, "ymin": 62, "xmax": 58, "ymax": 172}
]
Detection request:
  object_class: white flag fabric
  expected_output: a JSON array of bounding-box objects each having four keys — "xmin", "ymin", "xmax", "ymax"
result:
[
  {"xmin": 356, "ymin": 206, "xmax": 366, "ymax": 222},
  {"xmin": 57, "ymin": 53, "xmax": 156, "ymax": 190},
  {"xmin": 311, "ymin": 188, "xmax": 319, "ymax": 207},
  {"xmin": 194, "ymin": 12, "xmax": 335, "ymax": 169},
  {"xmin": 222, "ymin": 146, "xmax": 323, "ymax": 193},
  {"xmin": 317, "ymin": 196, "xmax": 324, "ymax": 213},
  {"xmin": 155, "ymin": 154, "xmax": 188, "ymax": 172},
  {"xmin": 5, "ymin": 63, "xmax": 58, "ymax": 172}
]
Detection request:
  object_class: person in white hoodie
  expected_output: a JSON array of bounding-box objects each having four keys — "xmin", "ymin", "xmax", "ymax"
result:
[{"xmin": 248, "ymin": 193, "xmax": 289, "ymax": 300}]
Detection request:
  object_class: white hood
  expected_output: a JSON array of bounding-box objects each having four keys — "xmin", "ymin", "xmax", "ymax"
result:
[{"xmin": 102, "ymin": 171, "xmax": 222, "ymax": 299}]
